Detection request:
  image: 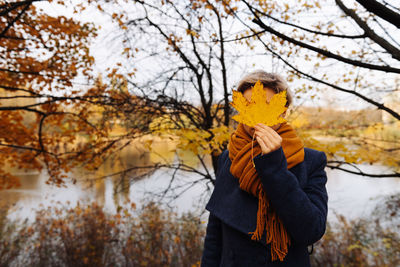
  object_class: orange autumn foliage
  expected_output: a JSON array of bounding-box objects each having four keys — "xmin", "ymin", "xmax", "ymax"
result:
[{"xmin": 0, "ymin": 1, "xmax": 143, "ymax": 189}]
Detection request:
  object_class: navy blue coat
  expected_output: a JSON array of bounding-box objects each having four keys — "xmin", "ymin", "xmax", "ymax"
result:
[{"xmin": 201, "ymin": 146, "xmax": 328, "ymax": 267}]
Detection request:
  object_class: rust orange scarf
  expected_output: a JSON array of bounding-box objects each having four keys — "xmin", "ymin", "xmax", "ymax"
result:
[{"xmin": 227, "ymin": 122, "xmax": 304, "ymax": 261}]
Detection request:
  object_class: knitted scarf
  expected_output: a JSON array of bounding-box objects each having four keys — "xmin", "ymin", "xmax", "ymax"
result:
[{"xmin": 227, "ymin": 122, "xmax": 305, "ymax": 261}]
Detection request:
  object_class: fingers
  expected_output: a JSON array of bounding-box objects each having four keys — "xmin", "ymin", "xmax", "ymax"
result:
[
  {"xmin": 254, "ymin": 123, "xmax": 282, "ymax": 155},
  {"xmin": 255, "ymin": 128, "xmax": 274, "ymax": 148},
  {"xmin": 255, "ymin": 130, "xmax": 276, "ymax": 150},
  {"xmin": 254, "ymin": 125, "xmax": 280, "ymax": 143},
  {"xmin": 255, "ymin": 123, "xmax": 281, "ymax": 139},
  {"xmin": 255, "ymin": 135, "xmax": 271, "ymax": 154},
  {"xmin": 255, "ymin": 126, "xmax": 275, "ymax": 141}
]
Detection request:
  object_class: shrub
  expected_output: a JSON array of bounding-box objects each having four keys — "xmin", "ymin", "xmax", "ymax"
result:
[
  {"xmin": 0, "ymin": 204, "xmax": 29, "ymax": 267},
  {"xmin": 310, "ymin": 195, "xmax": 400, "ymax": 267},
  {"xmin": 2, "ymin": 200, "xmax": 205, "ymax": 267}
]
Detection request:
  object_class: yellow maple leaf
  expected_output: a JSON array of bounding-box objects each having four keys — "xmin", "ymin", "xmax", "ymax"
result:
[{"xmin": 230, "ymin": 80, "xmax": 288, "ymax": 127}]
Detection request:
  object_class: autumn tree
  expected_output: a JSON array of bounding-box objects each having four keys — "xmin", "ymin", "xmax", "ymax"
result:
[
  {"xmin": 225, "ymin": 0, "xmax": 400, "ymax": 177},
  {"xmin": 91, "ymin": 0, "xmax": 399, "ymax": 207},
  {"xmin": 91, "ymin": 0, "xmax": 242, "ymax": 196},
  {"xmin": 3, "ymin": 0, "xmax": 398, "ymax": 195},
  {"xmin": 0, "ymin": 0, "xmax": 157, "ymax": 190}
]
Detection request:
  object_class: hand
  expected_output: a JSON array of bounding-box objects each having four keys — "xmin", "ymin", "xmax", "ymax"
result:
[{"xmin": 254, "ymin": 123, "xmax": 282, "ymax": 155}]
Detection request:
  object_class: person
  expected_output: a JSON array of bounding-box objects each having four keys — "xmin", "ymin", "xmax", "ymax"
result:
[{"xmin": 200, "ymin": 70, "xmax": 328, "ymax": 266}]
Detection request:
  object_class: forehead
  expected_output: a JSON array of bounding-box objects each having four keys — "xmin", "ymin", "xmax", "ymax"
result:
[{"xmin": 243, "ymin": 87, "xmax": 276, "ymax": 101}]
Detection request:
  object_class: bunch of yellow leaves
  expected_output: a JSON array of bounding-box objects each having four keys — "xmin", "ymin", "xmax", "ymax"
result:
[
  {"xmin": 146, "ymin": 114, "xmax": 231, "ymax": 160},
  {"xmin": 230, "ymin": 80, "xmax": 288, "ymax": 127}
]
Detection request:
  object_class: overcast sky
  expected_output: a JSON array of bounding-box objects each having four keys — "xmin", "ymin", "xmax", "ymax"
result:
[{"xmin": 35, "ymin": 0, "xmax": 400, "ymax": 112}]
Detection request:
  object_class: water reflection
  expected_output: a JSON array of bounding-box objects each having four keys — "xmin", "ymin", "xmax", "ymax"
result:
[
  {"xmin": 326, "ymin": 164, "xmax": 400, "ymax": 222},
  {"xmin": 1, "ymin": 136, "xmax": 205, "ymax": 220},
  {"xmin": 1, "ymin": 140, "xmax": 399, "ymax": 224}
]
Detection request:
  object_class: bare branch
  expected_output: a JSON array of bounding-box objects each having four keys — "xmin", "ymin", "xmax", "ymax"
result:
[
  {"xmin": 336, "ymin": 0, "xmax": 400, "ymax": 61},
  {"xmin": 241, "ymin": 0, "xmax": 400, "ymax": 73},
  {"xmin": 327, "ymin": 162, "xmax": 400, "ymax": 178},
  {"xmin": 355, "ymin": 0, "xmax": 400, "ymax": 28}
]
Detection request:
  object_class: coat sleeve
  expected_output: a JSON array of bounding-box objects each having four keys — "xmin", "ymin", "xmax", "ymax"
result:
[
  {"xmin": 201, "ymin": 151, "xmax": 227, "ymax": 266},
  {"xmin": 200, "ymin": 212, "xmax": 222, "ymax": 267},
  {"xmin": 253, "ymin": 146, "xmax": 328, "ymax": 246}
]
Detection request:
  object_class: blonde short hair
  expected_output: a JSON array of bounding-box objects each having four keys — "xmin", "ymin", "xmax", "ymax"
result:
[{"xmin": 236, "ymin": 70, "xmax": 293, "ymax": 107}]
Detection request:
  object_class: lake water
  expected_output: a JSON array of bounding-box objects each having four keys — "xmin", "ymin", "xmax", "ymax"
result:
[{"xmin": 2, "ymin": 158, "xmax": 399, "ymax": 226}]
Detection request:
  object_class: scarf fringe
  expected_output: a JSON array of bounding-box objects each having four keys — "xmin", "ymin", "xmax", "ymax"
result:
[{"xmin": 247, "ymin": 189, "xmax": 291, "ymax": 262}]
